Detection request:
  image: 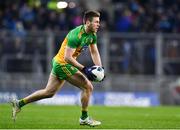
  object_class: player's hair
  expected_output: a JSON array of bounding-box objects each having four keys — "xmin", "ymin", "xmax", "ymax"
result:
[{"xmin": 83, "ymin": 10, "xmax": 100, "ymax": 24}]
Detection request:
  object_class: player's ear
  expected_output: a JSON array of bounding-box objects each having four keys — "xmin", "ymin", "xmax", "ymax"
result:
[
  {"xmin": 83, "ymin": 19, "xmax": 85, "ymax": 24},
  {"xmin": 86, "ymin": 20, "xmax": 91, "ymax": 25}
]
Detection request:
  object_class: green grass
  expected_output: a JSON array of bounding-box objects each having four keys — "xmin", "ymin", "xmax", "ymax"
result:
[{"xmin": 1, "ymin": 104, "xmax": 180, "ymax": 129}]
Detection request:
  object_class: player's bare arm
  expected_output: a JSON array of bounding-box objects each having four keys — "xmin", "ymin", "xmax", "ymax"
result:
[
  {"xmin": 64, "ymin": 46, "xmax": 84, "ymax": 70},
  {"xmin": 89, "ymin": 43, "xmax": 102, "ymax": 66}
]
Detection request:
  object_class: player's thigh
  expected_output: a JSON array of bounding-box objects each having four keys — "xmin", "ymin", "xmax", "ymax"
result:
[
  {"xmin": 45, "ymin": 73, "xmax": 65, "ymax": 93},
  {"xmin": 66, "ymin": 71, "xmax": 93, "ymax": 90}
]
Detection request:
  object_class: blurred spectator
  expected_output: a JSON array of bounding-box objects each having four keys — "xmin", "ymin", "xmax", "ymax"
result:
[
  {"xmin": 0, "ymin": 0, "xmax": 180, "ymax": 32},
  {"xmin": 19, "ymin": 3, "xmax": 35, "ymax": 29},
  {"xmin": 58, "ymin": 12, "xmax": 68, "ymax": 30},
  {"xmin": 115, "ymin": 8, "xmax": 133, "ymax": 32},
  {"xmin": 121, "ymin": 40, "xmax": 132, "ymax": 73}
]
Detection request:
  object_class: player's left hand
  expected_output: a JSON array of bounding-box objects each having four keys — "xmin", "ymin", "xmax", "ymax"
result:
[{"xmin": 82, "ymin": 67, "xmax": 96, "ymax": 81}]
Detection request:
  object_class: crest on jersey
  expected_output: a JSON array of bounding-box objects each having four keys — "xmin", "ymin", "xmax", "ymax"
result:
[{"xmin": 85, "ymin": 37, "xmax": 93, "ymax": 44}]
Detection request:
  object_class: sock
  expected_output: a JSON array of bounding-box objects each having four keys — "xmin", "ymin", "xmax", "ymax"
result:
[
  {"xmin": 81, "ymin": 111, "xmax": 88, "ymax": 120},
  {"xmin": 18, "ymin": 99, "xmax": 26, "ymax": 108}
]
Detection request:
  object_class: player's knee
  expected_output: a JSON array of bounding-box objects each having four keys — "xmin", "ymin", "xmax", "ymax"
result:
[{"xmin": 84, "ymin": 80, "xmax": 93, "ymax": 92}]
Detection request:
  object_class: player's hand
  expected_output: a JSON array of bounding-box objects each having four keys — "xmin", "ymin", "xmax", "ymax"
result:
[{"xmin": 82, "ymin": 67, "xmax": 96, "ymax": 81}]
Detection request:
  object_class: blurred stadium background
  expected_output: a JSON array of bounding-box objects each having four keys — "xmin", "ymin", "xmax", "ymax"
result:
[{"xmin": 1, "ymin": 0, "xmax": 180, "ymax": 106}]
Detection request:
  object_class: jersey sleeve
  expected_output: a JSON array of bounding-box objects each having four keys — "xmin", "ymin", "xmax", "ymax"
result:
[{"xmin": 66, "ymin": 31, "xmax": 79, "ymax": 48}]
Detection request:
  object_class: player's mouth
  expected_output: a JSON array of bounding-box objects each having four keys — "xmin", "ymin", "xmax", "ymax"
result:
[{"xmin": 93, "ymin": 27, "xmax": 99, "ymax": 32}]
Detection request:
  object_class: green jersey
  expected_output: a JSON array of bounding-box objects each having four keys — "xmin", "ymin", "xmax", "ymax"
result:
[{"xmin": 54, "ymin": 25, "xmax": 97, "ymax": 64}]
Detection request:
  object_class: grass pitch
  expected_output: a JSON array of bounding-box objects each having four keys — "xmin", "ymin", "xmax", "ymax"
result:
[{"xmin": 1, "ymin": 104, "xmax": 180, "ymax": 129}]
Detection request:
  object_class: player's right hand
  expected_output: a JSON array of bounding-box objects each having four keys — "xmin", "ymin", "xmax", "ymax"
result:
[{"xmin": 82, "ymin": 67, "xmax": 96, "ymax": 81}]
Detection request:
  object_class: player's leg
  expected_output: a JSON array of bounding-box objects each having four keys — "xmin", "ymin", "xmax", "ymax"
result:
[
  {"xmin": 66, "ymin": 71, "xmax": 101, "ymax": 126},
  {"xmin": 11, "ymin": 73, "xmax": 65, "ymax": 121},
  {"xmin": 20, "ymin": 74, "xmax": 65, "ymax": 104},
  {"xmin": 67, "ymin": 71, "xmax": 93, "ymax": 112}
]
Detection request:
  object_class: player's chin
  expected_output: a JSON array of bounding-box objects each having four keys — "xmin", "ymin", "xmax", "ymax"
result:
[{"xmin": 94, "ymin": 29, "xmax": 98, "ymax": 33}]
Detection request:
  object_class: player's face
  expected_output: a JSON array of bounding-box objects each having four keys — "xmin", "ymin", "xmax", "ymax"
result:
[{"xmin": 88, "ymin": 17, "xmax": 100, "ymax": 33}]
